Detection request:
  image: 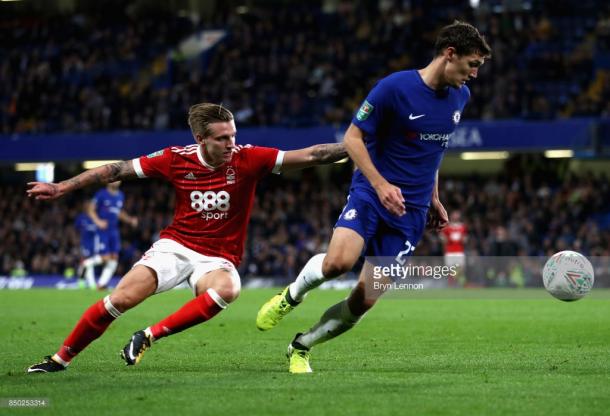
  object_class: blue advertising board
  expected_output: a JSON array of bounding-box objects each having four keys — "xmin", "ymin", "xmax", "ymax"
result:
[{"xmin": 0, "ymin": 119, "xmax": 597, "ymax": 162}]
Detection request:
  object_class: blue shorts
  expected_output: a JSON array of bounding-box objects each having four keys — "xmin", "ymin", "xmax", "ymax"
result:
[
  {"xmin": 80, "ymin": 234, "xmax": 101, "ymax": 258},
  {"xmin": 97, "ymin": 228, "xmax": 121, "ymax": 255},
  {"xmin": 335, "ymin": 188, "xmax": 427, "ymax": 261}
]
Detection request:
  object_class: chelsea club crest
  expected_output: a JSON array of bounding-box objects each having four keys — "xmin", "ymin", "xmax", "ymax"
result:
[{"xmin": 452, "ymin": 111, "xmax": 461, "ymax": 125}]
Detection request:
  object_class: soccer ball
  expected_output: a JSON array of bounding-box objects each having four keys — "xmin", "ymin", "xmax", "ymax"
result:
[{"xmin": 542, "ymin": 250, "xmax": 594, "ymax": 301}]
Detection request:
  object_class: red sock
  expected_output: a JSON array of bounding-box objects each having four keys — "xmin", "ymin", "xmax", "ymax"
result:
[
  {"xmin": 55, "ymin": 297, "xmax": 118, "ymax": 364},
  {"xmin": 149, "ymin": 290, "xmax": 225, "ymax": 340}
]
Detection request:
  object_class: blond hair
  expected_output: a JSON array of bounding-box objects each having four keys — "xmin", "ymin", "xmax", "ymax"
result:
[{"xmin": 187, "ymin": 103, "xmax": 234, "ymax": 137}]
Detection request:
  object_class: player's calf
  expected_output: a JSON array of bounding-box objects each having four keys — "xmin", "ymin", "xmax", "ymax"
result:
[
  {"xmin": 347, "ymin": 280, "xmax": 380, "ymax": 316},
  {"xmin": 120, "ymin": 288, "xmax": 228, "ymax": 366},
  {"xmin": 26, "ymin": 295, "xmax": 122, "ymax": 374}
]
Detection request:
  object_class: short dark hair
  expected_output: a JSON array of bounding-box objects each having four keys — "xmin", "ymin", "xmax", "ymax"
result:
[
  {"xmin": 188, "ymin": 103, "xmax": 234, "ymax": 137},
  {"xmin": 434, "ymin": 21, "xmax": 492, "ymax": 58}
]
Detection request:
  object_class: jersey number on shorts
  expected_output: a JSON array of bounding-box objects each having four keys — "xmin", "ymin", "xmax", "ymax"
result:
[
  {"xmin": 190, "ymin": 191, "xmax": 230, "ymax": 212},
  {"xmin": 395, "ymin": 240, "xmax": 415, "ymax": 265}
]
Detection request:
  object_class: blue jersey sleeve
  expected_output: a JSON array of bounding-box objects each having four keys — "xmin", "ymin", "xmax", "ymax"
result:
[{"xmin": 352, "ymin": 77, "xmax": 394, "ymax": 135}]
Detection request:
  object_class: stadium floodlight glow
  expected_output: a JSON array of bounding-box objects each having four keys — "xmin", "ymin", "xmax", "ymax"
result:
[
  {"xmin": 15, "ymin": 163, "xmax": 55, "ymax": 182},
  {"xmin": 83, "ymin": 160, "xmax": 120, "ymax": 169},
  {"xmin": 544, "ymin": 149, "xmax": 574, "ymax": 158},
  {"xmin": 16, "ymin": 162, "xmax": 51, "ymax": 171},
  {"xmin": 460, "ymin": 151, "xmax": 509, "ymax": 160}
]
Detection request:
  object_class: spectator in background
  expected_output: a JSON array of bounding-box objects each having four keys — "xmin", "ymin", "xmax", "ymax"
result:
[{"xmin": 0, "ymin": 1, "xmax": 602, "ymax": 133}]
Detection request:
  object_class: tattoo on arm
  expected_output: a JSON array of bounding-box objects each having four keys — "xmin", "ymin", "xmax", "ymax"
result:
[
  {"xmin": 310, "ymin": 143, "xmax": 348, "ymax": 164},
  {"xmin": 60, "ymin": 160, "xmax": 137, "ymax": 193}
]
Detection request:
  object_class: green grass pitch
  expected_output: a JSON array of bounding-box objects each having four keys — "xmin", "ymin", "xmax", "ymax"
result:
[{"xmin": 1, "ymin": 288, "xmax": 610, "ymax": 415}]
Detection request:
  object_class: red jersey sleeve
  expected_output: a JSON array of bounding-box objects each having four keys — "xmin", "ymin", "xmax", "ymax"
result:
[
  {"xmin": 241, "ymin": 145, "xmax": 283, "ymax": 179},
  {"xmin": 132, "ymin": 148, "xmax": 174, "ymax": 180}
]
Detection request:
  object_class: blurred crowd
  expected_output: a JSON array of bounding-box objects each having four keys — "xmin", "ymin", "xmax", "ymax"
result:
[
  {"xmin": 1, "ymin": 0, "xmax": 609, "ymax": 134},
  {"xmin": 1, "ymin": 159, "xmax": 609, "ymax": 286}
]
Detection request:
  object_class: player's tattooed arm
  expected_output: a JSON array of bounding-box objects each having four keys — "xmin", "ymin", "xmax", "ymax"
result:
[
  {"xmin": 310, "ymin": 143, "xmax": 348, "ymax": 164},
  {"xmin": 63, "ymin": 161, "xmax": 137, "ymax": 190},
  {"xmin": 281, "ymin": 143, "xmax": 348, "ymax": 171},
  {"xmin": 27, "ymin": 160, "xmax": 137, "ymax": 201}
]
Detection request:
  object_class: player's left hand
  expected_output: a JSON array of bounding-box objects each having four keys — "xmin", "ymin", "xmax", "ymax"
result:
[
  {"xmin": 26, "ymin": 182, "xmax": 64, "ymax": 200},
  {"xmin": 427, "ymin": 199, "xmax": 448, "ymax": 231}
]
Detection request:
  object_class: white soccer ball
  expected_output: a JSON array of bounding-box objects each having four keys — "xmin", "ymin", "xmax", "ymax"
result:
[{"xmin": 542, "ymin": 250, "xmax": 594, "ymax": 301}]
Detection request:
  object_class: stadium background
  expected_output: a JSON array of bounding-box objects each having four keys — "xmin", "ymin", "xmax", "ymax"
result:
[
  {"xmin": 1, "ymin": 0, "xmax": 608, "ymax": 286},
  {"xmin": 2, "ymin": 1, "xmax": 610, "ymax": 415}
]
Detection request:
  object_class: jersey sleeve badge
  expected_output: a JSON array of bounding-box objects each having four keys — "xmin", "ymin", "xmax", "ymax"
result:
[
  {"xmin": 147, "ymin": 150, "xmax": 164, "ymax": 158},
  {"xmin": 356, "ymin": 100, "xmax": 374, "ymax": 121}
]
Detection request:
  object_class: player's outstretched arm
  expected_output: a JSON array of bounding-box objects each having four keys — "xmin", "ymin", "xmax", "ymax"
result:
[
  {"xmin": 344, "ymin": 123, "xmax": 405, "ymax": 216},
  {"xmin": 427, "ymin": 170, "xmax": 449, "ymax": 231},
  {"xmin": 26, "ymin": 160, "xmax": 138, "ymax": 201},
  {"xmin": 119, "ymin": 210, "xmax": 138, "ymax": 227},
  {"xmin": 280, "ymin": 143, "xmax": 348, "ymax": 171}
]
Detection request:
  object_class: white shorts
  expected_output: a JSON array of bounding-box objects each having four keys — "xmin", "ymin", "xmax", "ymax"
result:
[
  {"xmin": 134, "ymin": 239, "xmax": 241, "ymax": 295},
  {"xmin": 444, "ymin": 252, "xmax": 466, "ymax": 268}
]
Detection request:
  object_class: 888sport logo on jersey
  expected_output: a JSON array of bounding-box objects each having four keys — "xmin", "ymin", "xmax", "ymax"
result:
[{"xmin": 190, "ymin": 191, "xmax": 231, "ymax": 220}]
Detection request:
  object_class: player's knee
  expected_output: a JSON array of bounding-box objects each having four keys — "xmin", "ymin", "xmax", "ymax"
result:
[
  {"xmin": 109, "ymin": 291, "xmax": 140, "ymax": 313},
  {"xmin": 196, "ymin": 271, "xmax": 240, "ymax": 303},
  {"xmin": 322, "ymin": 255, "xmax": 352, "ymax": 278},
  {"xmin": 213, "ymin": 285, "xmax": 240, "ymax": 304}
]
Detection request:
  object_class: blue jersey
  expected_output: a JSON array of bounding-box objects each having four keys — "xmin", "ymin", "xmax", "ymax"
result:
[
  {"xmin": 352, "ymin": 70, "xmax": 470, "ymax": 208},
  {"xmin": 92, "ymin": 188, "xmax": 124, "ymax": 229},
  {"xmin": 74, "ymin": 213, "xmax": 98, "ymax": 257}
]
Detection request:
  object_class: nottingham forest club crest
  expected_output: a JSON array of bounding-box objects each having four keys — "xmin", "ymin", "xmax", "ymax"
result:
[{"xmin": 225, "ymin": 167, "xmax": 236, "ymax": 184}]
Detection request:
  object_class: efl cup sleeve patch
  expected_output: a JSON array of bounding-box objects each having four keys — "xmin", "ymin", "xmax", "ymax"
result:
[
  {"xmin": 147, "ymin": 150, "xmax": 164, "ymax": 158},
  {"xmin": 356, "ymin": 100, "xmax": 374, "ymax": 121}
]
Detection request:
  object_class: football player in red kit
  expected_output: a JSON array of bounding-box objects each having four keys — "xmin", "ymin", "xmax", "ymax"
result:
[
  {"xmin": 441, "ymin": 210, "xmax": 468, "ymax": 285},
  {"xmin": 26, "ymin": 103, "xmax": 347, "ymax": 373}
]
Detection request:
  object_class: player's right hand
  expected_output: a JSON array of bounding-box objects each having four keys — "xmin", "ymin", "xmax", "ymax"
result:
[
  {"xmin": 96, "ymin": 219, "xmax": 109, "ymax": 230},
  {"xmin": 26, "ymin": 182, "xmax": 64, "ymax": 200},
  {"xmin": 374, "ymin": 181, "xmax": 406, "ymax": 216}
]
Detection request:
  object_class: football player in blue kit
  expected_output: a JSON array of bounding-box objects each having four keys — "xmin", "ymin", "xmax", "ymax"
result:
[
  {"xmin": 257, "ymin": 21, "xmax": 492, "ymax": 373},
  {"xmin": 88, "ymin": 181, "xmax": 137, "ymax": 290},
  {"xmin": 74, "ymin": 208, "xmax": 100, "ymax": 289}
]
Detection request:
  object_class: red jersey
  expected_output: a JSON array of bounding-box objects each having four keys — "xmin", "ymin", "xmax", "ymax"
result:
[
  {"xmin": 442, "ymin": 222, "xmax": 467, "ymax": 254},
  {"xmin": 132, "ymin": 144, "xmax": 282, "ymax": 266}
]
